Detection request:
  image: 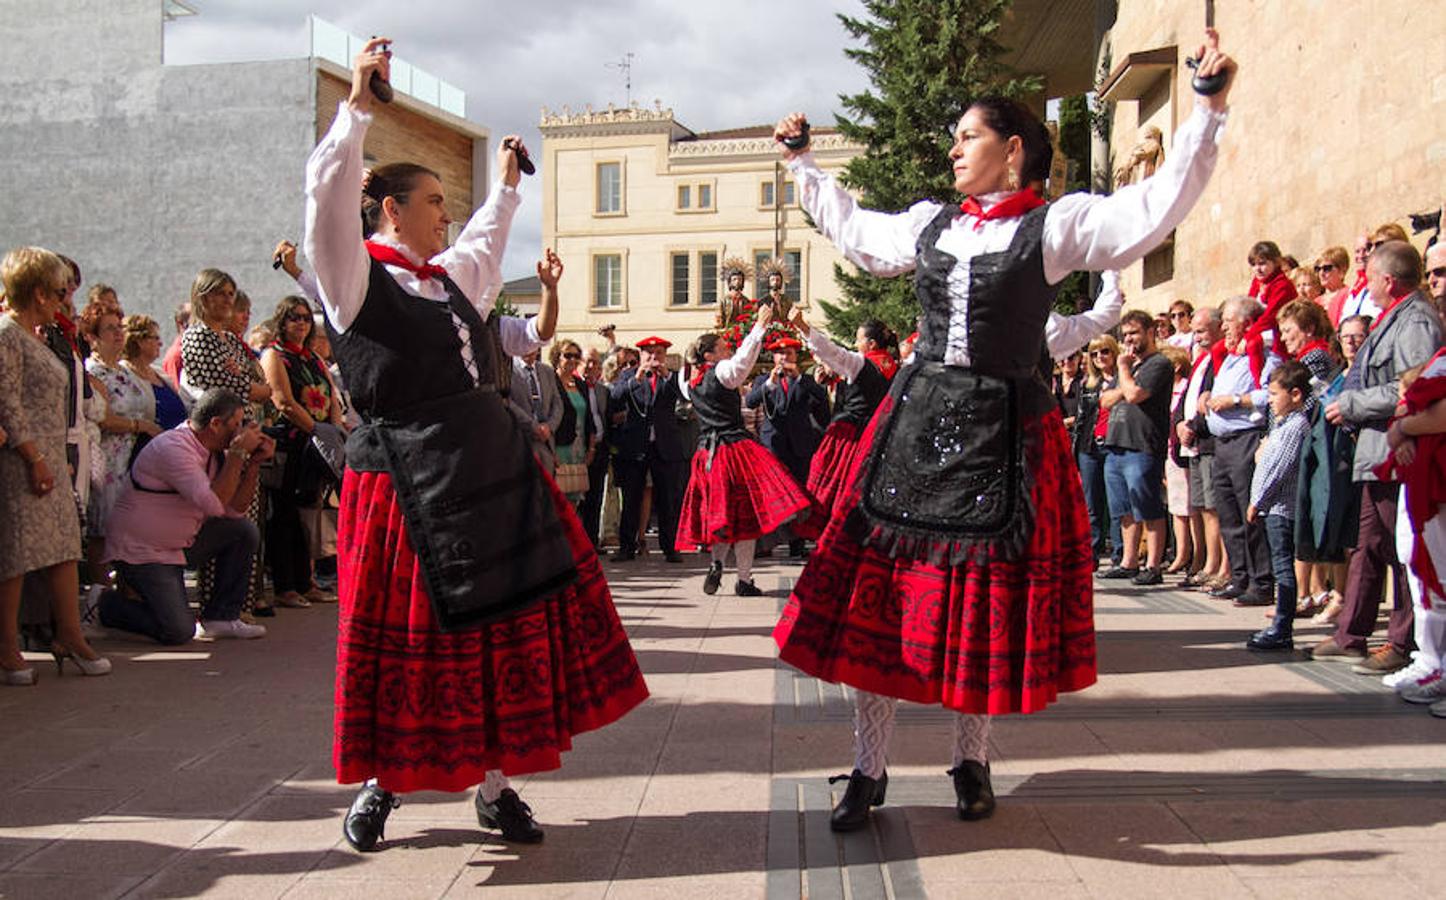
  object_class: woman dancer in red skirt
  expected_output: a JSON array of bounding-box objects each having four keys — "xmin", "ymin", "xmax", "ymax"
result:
[
  {"xmin": 790, "ymin": 310, "xmax": 898, "ymax": 520},
  {"xmin": 773, "ymin": 31, "xmax": 1237, "ymax": 831},
  {"xmin": 678, "ymin": 302, "xmax": 814, "ymax": 596},
  {"xmin": 305, "ymin": 39, "xmax": 647, "ymax": 851}
]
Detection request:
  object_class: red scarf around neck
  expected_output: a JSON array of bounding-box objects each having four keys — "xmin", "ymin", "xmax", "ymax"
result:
[
  {"xmin": 1210, "ymin": 334, "xmax": 1269, "ymax": 386},
  {"xmin": 1294, "ymin": 338, "xmax": 1330, "ymax": 361},
  {"xmin": 959, "ymin": 188, "xmax": 1045, "ymax": 231},
  {"xmin": 865, "ymin": 349, "xmax": 898, "ymax": 380},
  {"xmin": 274, "ymin": 339, "xmax": 315, "ymax": 362},
  {"xmin": 365, "ymin": 241, "xmax": 448, "ymax": 281},
  {"xmin": 689, "ymin": 362, "xmax": 714, "ymax": 388},
  {"xmin": 1372, "ymin": 289, "xmax": 1414, "ymax": 330}
]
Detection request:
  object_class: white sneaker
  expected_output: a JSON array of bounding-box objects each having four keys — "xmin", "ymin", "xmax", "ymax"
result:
[
  {"xmin": 1397, "ymin": 669, "xmax": 1445, "ymax": 704},
  {"xmin": 1383, "ymin": 651, "xmax": 1432, "ymax": 689},
  {"xmin": 195, "ymin": 619, "xmax": 267, "ymax": 640},
  {"xmin": 1430, "ymin": 698, "xmax": 1446, "ymax": 718}
]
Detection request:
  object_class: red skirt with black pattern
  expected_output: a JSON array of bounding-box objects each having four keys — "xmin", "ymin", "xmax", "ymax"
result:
[
  {"xmin": 806, "ymin": 419, "xmax": 864, "ymax": 521},
  {"xmin": 774, "ymin": 398, "xmax": 1096, "ymax": 715},
  {"xmin": 678, "ymin": 437, "xmax": 814, "ymax": 548},
  {"xmin": 333, "ymin": 465, "xmax": 649, "ymax": 794}
]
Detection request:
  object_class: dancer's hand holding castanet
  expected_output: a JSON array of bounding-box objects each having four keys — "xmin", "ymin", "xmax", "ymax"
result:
[
  {"xmin": 755, "ymin": 300, "xmax": 775, "ymax": 328},
  {"xmin": 773, "ymin": 112, "xmax": 810, "ymax": 161},
  {"xmin": 1192, "ymin": 28, "xmax": 1237, "ymax": 112},
  {"xmin": 536, "ymin": 248, "xmax": 564, "ymax": 289},
  {"xmin": 347, "ymin": 36, "xmax": 392, "ymax": 113}
]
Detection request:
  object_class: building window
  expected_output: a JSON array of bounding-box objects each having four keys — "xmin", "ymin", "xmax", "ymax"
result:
[
  {"xmin": 759, "ymin": 179, "xmax": 796, "ymax": 208},
  {"xmin": 670, "ymin": 253, "xmax": 691, "ymax": 306},
  {"xmin": 593, "ymin": 254, "xmax": 623, "ymax": 308},
  {"xmin": 677, "ymin": 184, "xmax": 691, "ymax": 210},
  {"xmin": 698, "ymin": 183, "xmax": 713, "ymax": 210},
  {"xmin": 596, "ymin": 162, "xmax": 622, "ymax": 215},
  {"xmin": 699, "ymin": 252, "xmax": 718, "ymax": 305},
  {"xmin": 755, "ymin": 249, "xmax": 803, "ymax": 303}
]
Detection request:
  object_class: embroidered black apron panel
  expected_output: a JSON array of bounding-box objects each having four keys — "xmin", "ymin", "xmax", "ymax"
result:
[{"xmin": 859, "ymin": 361, "xmax": 1024, "ymax": 534}]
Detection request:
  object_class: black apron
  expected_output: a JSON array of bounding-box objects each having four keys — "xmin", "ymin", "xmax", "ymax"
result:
[{"xmin": 329, "ymin": 259, "xmax": 576, "ymax": 631}]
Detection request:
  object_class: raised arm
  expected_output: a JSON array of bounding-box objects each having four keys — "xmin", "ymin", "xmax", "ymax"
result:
[
  {"xmin": 303, "ymin": 39, "xmax": 393, "ymax": 333},
  {"xmin": 717, "ymin": 324, "xmax": 768, "ymax": 390},
  {"xmin": 794, "ymin": 309, "xmax": 865, "ymax": 382},
  {"xmin": 1047, "ymin": 270, "xmax": 1124, "ymax": 358},
  {"xmin": 433, "ymin": 137, "xmax": 526, "ymax": 319}
]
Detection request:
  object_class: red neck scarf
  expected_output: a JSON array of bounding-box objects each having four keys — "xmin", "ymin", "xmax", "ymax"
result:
[
  {"xmin": 689, "ymin": 363, "xmax": 714, "ymax": 388},
  {"xmin": 274, "ymin": 340, "xmax": 314, "ymax": 362},
  {"xmin": 1352, "ymin": 269, "xmax": 1368, "ymax": 294},
  {"xmin": 1294, "ymin": 338, "xmax": 1329, "ymax": 361},
  {"xmin": 865, "ymin": 349, "xmax": 898, "ymax": 380},
  {"xmin": 1210, "ymin": 334, "xmax": 1269, "ymax": 386},
  {"xmin": 365, "ymin": 241, "xmax": 448, "ymax": 281},
  {"xmin": 52, "ymin": 311, "xmax": 82, "ymax": 356},
  {"xmin": 959, "ymin": 188, "xmax": 1045, "ymax": 231},
  {"xmin": 1372, "ymin": 289, "xmax": 1414, "ymax": 329}
]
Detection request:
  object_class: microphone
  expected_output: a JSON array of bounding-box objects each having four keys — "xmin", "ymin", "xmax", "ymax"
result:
[{"xmin": 505, "ymin": 138, "xmax": 536, "ymax": 176}]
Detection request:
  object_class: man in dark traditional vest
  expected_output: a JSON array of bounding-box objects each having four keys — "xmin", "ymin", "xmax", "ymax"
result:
[
  {"xmin": 746, "ymin": 334, "xmax": 828, "ymax": 556},
  {"xmin": 609, "ymin": 336, "xmax": 688, "ymax": 562}
]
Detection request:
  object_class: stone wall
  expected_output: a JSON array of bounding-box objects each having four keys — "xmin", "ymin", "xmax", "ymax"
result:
[{"xmin": 1105, "ymin": 0, "xmax": 1445, "ymax": 312}]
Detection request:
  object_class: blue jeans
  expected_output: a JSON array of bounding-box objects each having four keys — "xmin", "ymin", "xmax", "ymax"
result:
[
  {"xmin": 1265, "ymin": 514, "xmax": 1297, "ymax": 629},
  {"xmin": 1077, "ymin": 444, "xmax": 1122, "ymax": 562},
  {"xmin": 1103, "ymin": 447, "xmax": 1168, "ymax": 523},
  {"xmin": 101, "ymin": 517, "xmax": 260, "ymax": 645}
]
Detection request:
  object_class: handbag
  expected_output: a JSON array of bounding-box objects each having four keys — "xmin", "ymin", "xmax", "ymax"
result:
[{"xmin": 554, "ymin": 461, "xmax": 589, "ymax": 494}]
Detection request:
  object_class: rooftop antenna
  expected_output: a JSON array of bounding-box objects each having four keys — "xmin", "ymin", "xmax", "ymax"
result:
[{"xmin": 605, "ymin": 52, "xmax": 635, "ymax": 106}]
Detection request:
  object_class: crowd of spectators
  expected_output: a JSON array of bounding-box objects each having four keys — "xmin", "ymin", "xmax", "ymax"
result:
[{"xmin": 1066, "ymin": 228, "xmax": 1446, "ymax": 718}]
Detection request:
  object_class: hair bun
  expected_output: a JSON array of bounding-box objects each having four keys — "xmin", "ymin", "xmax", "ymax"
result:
[{"xmin": 361, "ymin": 169, "xmax": 386, "ymax": 202}]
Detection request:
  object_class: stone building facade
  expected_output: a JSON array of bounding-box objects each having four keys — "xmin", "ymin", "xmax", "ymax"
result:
[
  {"xmin": 1098, "ymin": 1, "xmax": 1445, "ymax": 309},
  {"xmin": 0, "ymin": 1, "xmax": 489, "ymax": 328},
  {"xmin": 538, "ymin": 103, "xmax": 862, "ymax": 351}
]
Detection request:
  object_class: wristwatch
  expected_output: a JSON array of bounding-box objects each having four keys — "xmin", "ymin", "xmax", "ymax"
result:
[{"xmin": 1233, "ymin": 394, "xmax": 1243, "ymax": 408}]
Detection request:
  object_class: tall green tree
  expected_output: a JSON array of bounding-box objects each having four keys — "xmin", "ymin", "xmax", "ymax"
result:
[{"xmin": 815, "ymin": 0, "xmax": 1042, "ymax": 342}]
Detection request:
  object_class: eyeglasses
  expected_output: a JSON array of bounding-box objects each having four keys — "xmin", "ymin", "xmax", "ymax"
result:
[
  {"xmin": 1430, "ymin": 267, "xmax": 1446, "ymax": 279},
  {"xmin": 562, "ymin": 352, "xmax": 582, "ymax": 360},
  {"xmin": 1365, "ymin": 241, "xmax": 1381, "ymax": 252},
  {"xmin": 284, "ymin": 312, "xmax": 311, "ymax": 323},
  {"xmin": 1089, "ymin": 350, "xmax": 1113, "ymax": 357},
  {"xmin": 1314, "ymin": 263, "xmax": 1337, "ymax": 273}
]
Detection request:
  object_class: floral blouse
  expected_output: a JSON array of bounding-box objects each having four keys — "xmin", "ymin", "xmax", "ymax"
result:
[{"xmin": 268, "ymin": 342, "xmax": 334, "ymax": 436}]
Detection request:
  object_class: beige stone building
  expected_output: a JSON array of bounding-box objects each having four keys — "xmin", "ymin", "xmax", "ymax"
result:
[
  {"xmin": 1096, "ymin": 1, "xmax": 1445, "ymax": 310},
  {"xmin": 538, "ymin": 104, "xmax": 862, "ymax": 350}
]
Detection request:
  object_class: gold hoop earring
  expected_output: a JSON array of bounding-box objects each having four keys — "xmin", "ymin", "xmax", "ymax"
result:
[{"xmin": 1006, "ymin": 168, "xmax": 1020, "ymax": 191}]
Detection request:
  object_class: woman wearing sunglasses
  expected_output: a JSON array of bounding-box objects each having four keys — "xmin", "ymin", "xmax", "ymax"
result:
[{"xmin": 550, "ymin": 338, "xmax": 597, "ymax": 506}]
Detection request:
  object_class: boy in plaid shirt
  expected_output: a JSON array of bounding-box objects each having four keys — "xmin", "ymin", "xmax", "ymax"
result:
[{"xmin": 1245, "ymin": 361, "xmax": 1314, "ymax": 650}]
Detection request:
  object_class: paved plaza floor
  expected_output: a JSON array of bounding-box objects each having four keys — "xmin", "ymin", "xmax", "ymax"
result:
[{"xmin": 2, "ymin": 552, "xmax": 1443, "ymax": 898}]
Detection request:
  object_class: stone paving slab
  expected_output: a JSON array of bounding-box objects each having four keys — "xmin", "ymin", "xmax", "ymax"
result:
[{"xmin": 1, "ymin": 551, "xmax": 1442, "ymax": 899}]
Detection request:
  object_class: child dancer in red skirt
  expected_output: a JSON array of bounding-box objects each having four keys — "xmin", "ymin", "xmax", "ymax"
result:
[
  {"xmin": 772, "ymin": 29, "xmax": 1238, "ymax": 831},
  {"xmin": 305, "ymin": 39, "xmax": 647, "ymax": 852},
  {"xmin": 789, "ymin": 309, "xmax": 898, "ymax": 520},
  {"xmin": 678, "ymin": 302, "xmax": 814, "ymax": 596}
]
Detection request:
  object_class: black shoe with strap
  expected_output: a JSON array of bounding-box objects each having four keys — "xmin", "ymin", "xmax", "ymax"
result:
[
  {"xmin": 476, "ymin": 788, "xmax": 544, "ymax": 843},
  {"xmin": 828, "ymin": 769, "xmax": 889, "ymax": 832},
  {"xmin": 946, "ymin": 761, "xmax": 996, "ymax": 821},
  {"xmin": 702, "ymin": 561, "xmax": 723, "ymax": 595},
  {"xmin": 343, "ymin": 783, "xmax": 399, "ymax": 852}
]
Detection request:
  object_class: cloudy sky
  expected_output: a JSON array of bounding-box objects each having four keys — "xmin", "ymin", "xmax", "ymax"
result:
[{"xmin": 165, "ymin": 0, "xmax": 874, "ymax": 279}]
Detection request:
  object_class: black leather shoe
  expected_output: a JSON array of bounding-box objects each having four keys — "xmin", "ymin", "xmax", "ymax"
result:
[
  {"xmin": 1246, "ymin": 626, "xmax": 1294, "ymax": 650},
  {"xmin": 1232, "ymin": 591, "xmax": 1272, "ymax": 607},
  {"xmin": 251, "ymin": 604, "xmax": 277, "ymax": 618},
  {"xmin": 828, "ymin": 769, "xmax": 888, "ymax": 832},
  {"xmin": 663, "ymin": 551, "xmax": 684, "ymax": 563},
  {"xmin": 735, "ymin": 578, "xmax": 763, "ymax": 596},
  {"xmin": 1099, "ymin": 566, "xmax": 1140, "ymax": 580},
  {"xmin": 947, "ymin": 761, "xmax": 996, "ymax": 821},
  {"xmin": 610, "ymin": 549, "xmax": 637, "ymax": 563},
  {"xmin": 476, "ymin": 788, "xmax": 544, "ymax": 843},
  {"xmin": 702, "ymin": 561, "xmax": 723, "ymax": 595},
  {"xmin": 1209, "ymin": 583, "xmax": 1244, "ymax": 600},
  {"xmin": 1131, "ymin": 567, "xmax": 1163, "ymax": 586},
  {"xmin": 343, "ymin": 783, "xmax": 399, "ymax": 852}
]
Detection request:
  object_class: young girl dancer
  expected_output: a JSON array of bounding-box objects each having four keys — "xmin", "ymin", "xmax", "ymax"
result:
[{"xmin": 678, "ymin": 303, "xmax": 814, "ymax": 596}]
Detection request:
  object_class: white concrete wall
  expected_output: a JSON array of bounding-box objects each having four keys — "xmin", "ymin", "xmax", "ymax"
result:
[{"xmin": 0, "ymin": 0, "xmax": 317, "ymax": 327}]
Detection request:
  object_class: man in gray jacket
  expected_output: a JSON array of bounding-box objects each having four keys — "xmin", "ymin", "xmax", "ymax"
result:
[
  {"xmin": 1316, "ymin": 241, "xmax": 1442, "ymax": 671},
  {"xmin": 511, "ymin": 348, "xmax": 564, "ymax": 476}
]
